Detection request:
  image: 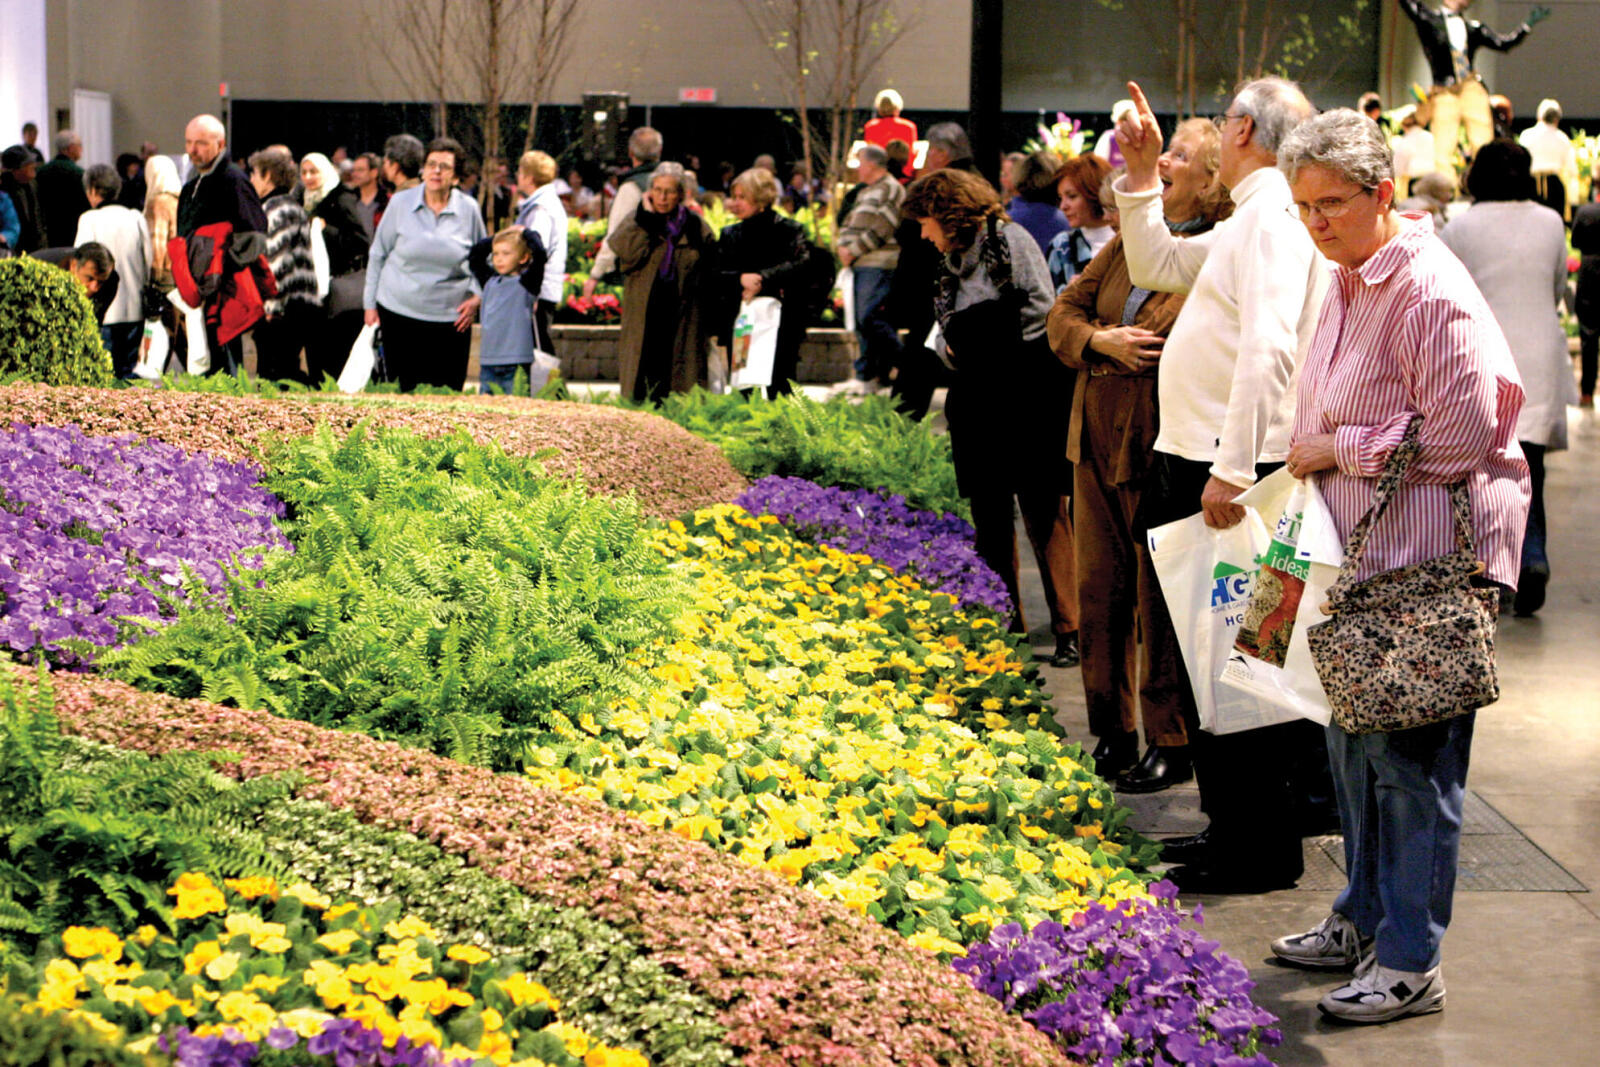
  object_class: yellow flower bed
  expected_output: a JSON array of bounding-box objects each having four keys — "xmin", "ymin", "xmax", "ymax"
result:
[
  {"xmin": 21, "ymin": 873, "xmax": 645, "ymax": 1067},
  {"xmin": 526, "ymin": 506, "xmax": 1156, "ymax": 953}
]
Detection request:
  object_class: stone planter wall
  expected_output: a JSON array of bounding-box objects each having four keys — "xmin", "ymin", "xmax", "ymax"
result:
[{"xmin": 550, "ymin": 324, "xmax": 859, "ymax": 384}]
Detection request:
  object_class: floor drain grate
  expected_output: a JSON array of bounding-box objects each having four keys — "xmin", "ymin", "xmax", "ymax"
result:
[{"xmin": 1135, "ymin": 791, "xmax": 1588, "ymax": 893}]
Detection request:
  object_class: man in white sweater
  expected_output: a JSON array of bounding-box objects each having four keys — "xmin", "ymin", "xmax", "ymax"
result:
[{"xmin": 1112, "ymin": 77, "xmax": 1332, "ymax": 893}]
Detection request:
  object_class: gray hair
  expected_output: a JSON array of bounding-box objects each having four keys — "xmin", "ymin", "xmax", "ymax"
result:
[
  {"xmin": 857, "ymin": 144, "xmax": 888, "ymax": 169},
  {"xmin": 1232, "ymin": 77, "xmax": 1316, "ymax": 156},
  {"xmin": 54, "ymin": 129, "xmax": 80, "ymax": 155},
  {"xmin": 650, "ymin": 161, "xmax": 688, "ymax": 196},
  {"xmin": 84, "ymin": 163, "xmax": 121, "ymax": 201},
  {"xmin": 72, "ymin": 241, "xmax": 114, "ymax": 277},
  {"xmin": 1277, "ymin": 108, "xmax": 1393, "ymax": 189},
  {"xmin": 382, "ymin": 133, "xmax": 425, "ymax": 179},
  {"xmin": 629, "ymin": 126, "xmax": 663, "ymax": 165},
  {"xmin": 925, "ymin": 122, "xmax": 973, "ymax": 162}
]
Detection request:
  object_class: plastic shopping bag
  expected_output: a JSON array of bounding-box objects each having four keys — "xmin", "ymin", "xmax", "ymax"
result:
[
  {"xmin": 1219, "ymin": 469, "xmax": 1341, "ymax": 725},
  {"xmin": 167, "ymin": 289, "xmax": 209, "ymax": 375},
  {"xmin": 1148, "ymin": 509, "xmax": 1303, "ymax": 735},
  {"xmin": 134, "ymin": 319, "xmax": 169, "ymax": 380},
  {"xmin": 729, "ymin": 296, "xmax": 782, "ymax": 391},
  {"xmin": 337, "ymin": 323, "xmax": 378, "ymax": 394},
  {"xmin": 528, "ymin": 348, "xmax": 561, "ymax": 394},
  {"xmin": 835, "ymin": 266, "xmax": 856, "ymax": 333},
  {"xmin": 310, "ymin": 217, "xmax": 332, "ymax": 300}
]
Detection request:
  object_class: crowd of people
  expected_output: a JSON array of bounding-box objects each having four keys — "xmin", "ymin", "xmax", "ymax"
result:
[{"xmin": 3, "ymin": 47, "xmax": 1592, "ymax": 1028}]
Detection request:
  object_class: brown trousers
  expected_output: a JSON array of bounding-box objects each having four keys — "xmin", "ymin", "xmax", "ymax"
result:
[
  {"xmin": 1072, "ymin": 401, "xmax": 1191, "ymax": 746},
  {"xmin": 970, "ymin": 488, "xmax": 1079, "ymax": 637}
]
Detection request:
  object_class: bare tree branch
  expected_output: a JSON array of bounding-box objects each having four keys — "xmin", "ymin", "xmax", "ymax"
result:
[{"xmin": 365, "ymin": 0, "xmax": 458, "ymax": 138}]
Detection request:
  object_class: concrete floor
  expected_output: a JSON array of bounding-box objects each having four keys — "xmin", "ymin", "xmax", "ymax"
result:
[{"xmin": 1025, "ymin": 406, "xmax": 1600, "ymax": 1067}]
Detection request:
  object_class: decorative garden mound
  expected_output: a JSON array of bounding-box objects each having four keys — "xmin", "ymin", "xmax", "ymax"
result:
[{"xmin": 0, "ymin": 385, "xmax": 745, "ymax": 521}]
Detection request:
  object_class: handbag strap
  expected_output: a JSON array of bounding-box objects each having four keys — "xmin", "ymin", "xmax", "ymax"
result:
[{"xmin": 1327, "ymin": 415, "xmax": 1480, "ymax": 598}]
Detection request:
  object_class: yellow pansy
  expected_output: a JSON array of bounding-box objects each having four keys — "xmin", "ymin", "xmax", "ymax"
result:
[
  {"xmin": 905, "ymin": 930, "xmax": 968, "ymax": 956},
  {"xmin": 184, "ymin": 940, "xmax": 222, "ymax": 976},
  {"xmin": 168, "ymin": 872, "xmax": 227, "ymax": 919},
  {"xmin": 60, "ymin": 926, "xmax": 123, "ymax": 962},
  {"xmin": 501, "ymin": 972, "xmax": 560, "ymax": 1011},
  {"xmin": 282, "ymin": 882, "xmax": 332, "ymax": 910},
  {"xmin": 383, "ymin": 915, "xmax": 438, "ymax": 942},
  {"xmin": 316, "ymin": 928, "xmax": 362, "ymax": 954},
  {"xmin": 223, "ymin": 876, "xmax": 279, "ymax": 900},
  {"xmin": 204, "ymin": 951, "xmax": 241, "ymax": 982},
  {"xmin": 446, "ymin": 944, "xmax": 491, "ymax": 965}
]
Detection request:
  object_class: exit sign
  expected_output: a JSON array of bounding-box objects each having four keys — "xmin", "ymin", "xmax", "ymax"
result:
[{"xmin": 678, "ymin": 87, "xmax": 717, "ymax": 104}]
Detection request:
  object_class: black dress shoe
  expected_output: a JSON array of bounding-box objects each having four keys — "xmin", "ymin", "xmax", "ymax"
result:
[
  {"xmin": 1514, "ymin": 564, "xmax": 1548, "ymax": 616},
  {"xmin": 1156, "ymin": 828, "xmax": 1213, "ymax": 866},
  {"xmin": 1088, "ymin": 732, "xmax": 1139, "ymax": 779},
  {"xmin": 1167, "ymin": 862, "xmax": 1298, "ymax": 895},
  {"xmin": 1115, "ymin": 745, "xmax": 1193, "ymax": 794},
  {"xmin": 1049, "ymin": 633, "xmax": 1080, "ymax": 668}
]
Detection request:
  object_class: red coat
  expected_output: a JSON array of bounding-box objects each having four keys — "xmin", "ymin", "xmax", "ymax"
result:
[
  {"xmin": 169, "ymin": 221, "xmax": 278, "ymax": 344},
  {"xmin": 864, "ymin": 116, "xmax": 919, "ymax": 179}
]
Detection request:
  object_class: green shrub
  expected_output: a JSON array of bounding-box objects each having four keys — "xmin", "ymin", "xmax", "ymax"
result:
[
  {"xmin": 649, "ymin": 388, "xmax": 966, "ymax": 518},
  {"xmin": 108, "ymin": 424, "xmax": 688, "ymax": 770},
  {"xmin": 0, "ymin": 670, "xmax": 293, "ymax": 971},
  {"xmin": 0, "ymin": 994, "xmax": 160, "ymax": 1067},
  {"xmin": 220, "ymin": 799, "xmax": 734, "ymax": 1067},
  {"xmin": 0, "ymin": 257, "xmax": 111, "ymax": 387}
]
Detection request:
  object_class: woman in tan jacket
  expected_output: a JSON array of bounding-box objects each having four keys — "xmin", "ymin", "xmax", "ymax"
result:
[
  {"xmin": 1046, "ymin": 119, "xmax": 1229, "ymax": 793},
  {"xmin": 609, "ymin": 162, "xmax": 715, "ymax": 402}
]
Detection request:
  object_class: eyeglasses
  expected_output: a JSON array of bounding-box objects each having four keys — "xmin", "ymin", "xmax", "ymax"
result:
[
  {"xmin": 1212, "ymin": 110, "xmax": 1248, "ymax": 130},
  {"xmin": 423, "ymin": 160, "xmax": 454, "ymax": 173},
  {"xmin": 1293, "ymin": 188, "xmax": 1374, "ymax": 221}
]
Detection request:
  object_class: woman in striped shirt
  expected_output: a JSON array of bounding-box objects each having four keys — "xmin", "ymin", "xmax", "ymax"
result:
[{"xmin": 1265, "ymin": 109, "xmax": 1530, "ymax": 1026}]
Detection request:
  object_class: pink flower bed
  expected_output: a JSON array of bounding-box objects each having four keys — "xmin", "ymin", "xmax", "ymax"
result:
[
  {"xmin": 37, "ymin": 668, "xmax": 1069, "ymax": 1067},
  {"xmin": 0, "ymin": 386, "xmax": 745, "ymax": 521}
]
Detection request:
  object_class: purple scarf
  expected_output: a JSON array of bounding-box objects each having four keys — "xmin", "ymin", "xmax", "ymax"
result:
[{"xmin": 659, "ymin": 206, "xmax": 689, "ymax": 280}]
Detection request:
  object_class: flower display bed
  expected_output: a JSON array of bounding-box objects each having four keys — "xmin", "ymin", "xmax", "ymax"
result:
[{"xmin": 0, "ymin": 391, "xmax": 1283, "ymax": 1066}]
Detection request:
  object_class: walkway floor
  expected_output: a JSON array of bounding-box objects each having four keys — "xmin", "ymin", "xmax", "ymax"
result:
[{"xmin": 1026, "ymin": 405, "xmax": 1600, "ymax": 1067}]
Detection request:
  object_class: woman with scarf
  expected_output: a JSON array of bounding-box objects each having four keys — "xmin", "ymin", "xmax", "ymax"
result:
[
  {"xmin": 1046, "ymin": 119, "xmax": 1230, "ymax": 792},
  {"xmin": 902, "ymin": 168, "xmax": 1080, "ymax": 666},
  {"xmin": 300, "ymin": 151, "xmax": 369, "ymax": 383},
  {"xmin": 608, "ymin": 162, "xmax": 715, "ymax": 402}
]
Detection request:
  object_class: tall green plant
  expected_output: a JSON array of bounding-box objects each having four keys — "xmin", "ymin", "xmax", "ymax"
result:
[
  {"xmin": 107, "ymin": 425, "xmax": 688, "ymax": 770},
  {"xmin": 0, "ymin": 258, "xmax": 111, "ymax": 387}
]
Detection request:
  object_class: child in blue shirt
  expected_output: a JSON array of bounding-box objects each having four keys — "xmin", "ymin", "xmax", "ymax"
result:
[{"xmin": 468, "ymin": 226, "xmax": 553, "ymax": 395}]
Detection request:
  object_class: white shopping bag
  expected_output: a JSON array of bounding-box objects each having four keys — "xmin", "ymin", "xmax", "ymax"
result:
[
  {"xmin": 1219, "ymin": 469, "xmax": 1342, "ymax": 725},
  {"xmin": 167, "ymin": 289, "xmax": 209, "ymax": 375},
  {"xmin": 1148, "ymin": 508, "xmax": 1302, "ymax": 735},
  {"xmin": 528, "ymin": 349, "xmax": 561, "ymax": 394},
  {"xmin": 835, "ymin": 266, "xmax": 856, "ymax": 333},
  {"xmin": 337, "ymin": 323, "xmax": 378, "ymax": 394},
  {"xmin": 134, "ymin": 319, "xmax": 169, "ymax": 380},
  {"xmin": 310, "ymin": 217, "xmax": 332, "ymax": 300},
  {"xmin": 729, "ymin": 296, "xmax": 782, "ymax": 392}
]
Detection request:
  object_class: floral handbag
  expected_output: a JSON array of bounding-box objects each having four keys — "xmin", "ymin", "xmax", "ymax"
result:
[{"xmin": 1306, "ymin": 417, "xmax": 1500, "ymax": 734}]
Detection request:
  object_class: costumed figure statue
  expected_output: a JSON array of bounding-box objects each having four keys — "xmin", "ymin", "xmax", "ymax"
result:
[{"xmin": 1397, "ymin": 0, "xmax": 1550, "ymax": 180}]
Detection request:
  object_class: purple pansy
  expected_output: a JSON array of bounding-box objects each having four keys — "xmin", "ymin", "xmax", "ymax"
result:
[
  {"xmin": 954, "ymin": 881, "xmax": 1282, "ymax": 1066},
  {"xmin": 735, "ymin": 476, "xmax": 1012, "ymax": 616},
  {"xmin": 0, "ymin": 423, "xmax": 289, "ymax": 665}
]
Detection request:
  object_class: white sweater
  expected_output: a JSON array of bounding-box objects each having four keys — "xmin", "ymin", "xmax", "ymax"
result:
[
  {"xmin": 74, "ymin": 204, "xmax": 150, "ymax": 325},
  {"xmin": 1113, "ymin": 166, "xmax": 1328, "ymax": 488}
]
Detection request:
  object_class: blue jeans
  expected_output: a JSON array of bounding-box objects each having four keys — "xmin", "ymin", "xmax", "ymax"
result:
[
  {"xmin": 1327, "ymin": 712, "xmax": 1475, "ymax": 972},
  {"xmin": 852, "ymin": 266, "xmax": 901, "ymax": 382},
  {"xmin": 479, "ymin": 362, "xmax": 532, "ymax": 396},
  {"xmin": 101, "ymin": 321, "xmax": 143, "ymax": 379}
]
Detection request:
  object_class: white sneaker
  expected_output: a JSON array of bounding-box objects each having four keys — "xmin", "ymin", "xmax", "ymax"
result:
[
  {"xmin": 1318, "ymin": 962, "xmax": 1445, "ymax": 1024},
  {"xmin": 829, "ymin": 378, "xmax": 877, "ymax": 397},
  {"xmin": 1270, "ymin": 913, "xmax": 1373, "ymax": 970}
]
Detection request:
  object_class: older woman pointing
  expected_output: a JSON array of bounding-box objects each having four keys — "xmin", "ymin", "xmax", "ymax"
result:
[
  {"xmin": 1267, "ymin": 109, "xmax": 1529, "ymax": 1026},
  {"xmin": 363, "ymin": 136, "xmax": 486, "ymax": 391}
]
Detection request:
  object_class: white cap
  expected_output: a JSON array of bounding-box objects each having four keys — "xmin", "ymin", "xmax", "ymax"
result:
[
  {"xmin": 875, "ymin": 88, "xmax": 903, "ymax": 112},
  {"xmin": 1110, "ymin": 99, "xmax": 1137, "ymax": 122},
  {"xmin": 1537, "ymin": 98, "xmax": 1561, "ymax": 121}
]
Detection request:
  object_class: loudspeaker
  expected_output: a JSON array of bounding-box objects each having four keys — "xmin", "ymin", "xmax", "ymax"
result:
[{"xmin": 581, "ymin": 92, "xmax": 629, "ymax": 165}]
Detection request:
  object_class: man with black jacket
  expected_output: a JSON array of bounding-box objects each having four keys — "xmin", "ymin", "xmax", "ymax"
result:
[
  {"xmin": 176, "ymin": 114, "xmax": 267, "ymax": 375},
  {"xmin": 1397, "ymin": 0, "xmax": 1550, "ymax": 178},
  {"xmin": 1, "ymin": 145, "xmax": 43, "ymax": 254},
  {"xmin": 35, "ymin": 130, "xmax": 89, "ymax": 248},
  {"xmin": 887, "ymin": 122, "xmax": 981, "ymax": 419}
]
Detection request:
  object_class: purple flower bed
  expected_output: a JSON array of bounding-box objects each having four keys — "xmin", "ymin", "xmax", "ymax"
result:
[
  {"xmin": 735, "ymin": 475, "xmax": 1012, "ymax": 616},
  {"xmin": 0, "ymin": 423, "xmax": 289, "ymax": 664},
  {"xmin": 954, "ymin": 882, "xmax": 1282, "ymax": 1067},
  {"xmin": 161, "ymin": 1021, "xmax": 473, "ymax": 1067}
]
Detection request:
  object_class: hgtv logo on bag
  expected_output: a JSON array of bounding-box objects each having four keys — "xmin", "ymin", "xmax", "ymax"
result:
[{"xmin": 1211, "ymin": 562, "xmax": 1256, "ymax": 628}]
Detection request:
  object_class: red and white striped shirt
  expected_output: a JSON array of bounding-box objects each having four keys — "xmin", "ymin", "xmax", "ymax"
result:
[{"xmin": 1294, "ymin": 213, "xmax": 1531, "ymax": 586}]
